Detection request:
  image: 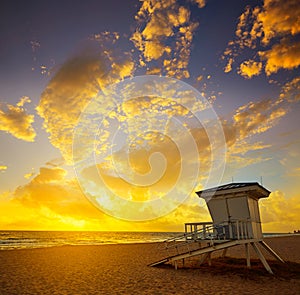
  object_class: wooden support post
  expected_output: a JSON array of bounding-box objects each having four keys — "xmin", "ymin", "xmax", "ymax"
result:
[
  {"xmin": 182, "ymin": 258, "xmax": 185, "ymax": 267},
  {"xmin": 245, "ymin": 243, "xmax": 251, "ymax": 268},
  {"xmin": 199, "ymin": 253, "xmax": 208, "ymax": 265},
  {"xmin": 260, "ymin": 241, "xmax": 285, "ymax": 263},
  {"xmin": 251, "ymin": 242, "xmax": 273, "ymax": 275},
  {"xmin": 174, "ymin": 261, "xmax": 178, "ymax": 270}
]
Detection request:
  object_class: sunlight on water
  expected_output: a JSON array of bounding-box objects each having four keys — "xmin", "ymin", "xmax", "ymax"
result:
[
  {"xmin": 0, "ymin": 231, "xmax": 182, "ymax": 250},
  {"xmin": 0, "ymin": 231, "xmax": 295, "ymax": 250}
]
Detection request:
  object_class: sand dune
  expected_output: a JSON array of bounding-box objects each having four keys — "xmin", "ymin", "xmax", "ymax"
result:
[{"xmin": 0, "ymin": 236, "xmax": 299, "ymax": 295}]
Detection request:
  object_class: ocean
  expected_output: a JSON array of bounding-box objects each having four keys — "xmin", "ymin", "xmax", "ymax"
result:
[
  {"xmin": 0, "ymin": 231, "xmax": 182, "ymax": 250},
  {"xmin": 0, "ymin": 231, "xmax": 293, "ymax": 250}
]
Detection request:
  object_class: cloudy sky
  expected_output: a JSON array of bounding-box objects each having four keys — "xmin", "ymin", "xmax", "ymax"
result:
[{"xmin": 0, "ymin": 0, "xmax": 299, "ymax": 232}]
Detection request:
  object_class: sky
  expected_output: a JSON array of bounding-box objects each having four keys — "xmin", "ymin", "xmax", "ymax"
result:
[{"xmin": 0, "ymin": 0, "xmax": 299, "ymax": 232}]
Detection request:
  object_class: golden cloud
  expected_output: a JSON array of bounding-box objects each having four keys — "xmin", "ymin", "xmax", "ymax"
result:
[
  {"xmin": 258, "ymin": 0, "xmax": 300, "ymax": 45},
  {"xmin": 279, "ymin": 77, "xmax": 300, "ymax": 102},
  {"xmin": 143, "ymin": 40, "xmax": 169, "ymax": 61},
  {"xmin": 37, "ymin": 35, "xmax": 135, "ymax": 163},
  {"xmin": 8, "ymin": 167, "xmax": 103, "ymax": 229},
  {"xmin": 1, "ymin": 163, "xmax": 299, "ymax": 232},
  {"xmin": 223, "ymin": 0, "xmax": 300, "ymax": 78},
  {"xmin": 131, "ymin": 0, "xmax": 200, "ymax": 79},
  {"xmin": 224, "ymin": 58, "xmax": 233, "ymax": 73},
  {"xmin": 1, "ymin": 87, "xmax": 299, "ymax": 230},
  {"xmin": 35, "ymin": 58, "xmax": 298, "ymax": 226},
  {"xmin": 71, "ymin": 75, "xmax": 299, "ymax": 222},
  {"xmin": 77, "ymin": 123, "xmax": 211, "ymax": 215},
  {"xmin": 32, "ymin": 167, "xmax": 67, "ymax": 184},
  {"xmin": 0, "ymin": 162, "xmax": 210, "ymax": 231},
  {"xmin": 233, "ymin": 100, "xmax": 287, "ymax": 139},
  {"xmin": 37, "ymin": 55, "xmax": 103, "ymax": 162},
  {"xmin": 218, "ymin": 77, "xmax": 300, "ymax": 178},
  {"xmin": 221, "ymin": 77, "xmax": 300, "ymax": 165},
  {"xmin": 260, "ymin": 190, "xmax": 300, "ymax": 232},
  {"xmin": 81, "ymin": 131, "xmax": 184, "ymax": 202},
  {"xmin": 193, "ymin": 0, "xmax": 206, "ymax": 9},
  {"xmin": 146, "ymin": 67, "xmax": 162, "ymax": 75},
  {"xmin": 0, "ymin": 97, "xmax": 36, "ymax": 142},
  {"xmin": 110, "ymin": 58, "xmax": 135, "ymax": 80},
  {"xmin": 24, "ymin": 172, "xmax": 34, "ymax": 179},
  {"xmin": 238, "ymin": 60, "xmax": 262, "ymax": 78},
  {"xmin": 16, "ymin": 96, "xmax": 31, "ymax": 107},
  {"xmin": 259, "ymin": 39, "xmax": 300, "ymax": 75}
]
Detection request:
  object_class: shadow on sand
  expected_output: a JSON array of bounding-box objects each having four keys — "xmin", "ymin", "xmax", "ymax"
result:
[{"xmin": 156, "ymin": 257, "xmax": 300, "ymax": 281}]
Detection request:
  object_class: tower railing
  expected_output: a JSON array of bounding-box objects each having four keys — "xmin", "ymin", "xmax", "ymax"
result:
[
  {"xmin": 185, "ymin": 219, "xmax": 252, "ymax": 241},
  {"xmin": 160, "ymin": 219, "xmax": 253, "ymax": 256}
]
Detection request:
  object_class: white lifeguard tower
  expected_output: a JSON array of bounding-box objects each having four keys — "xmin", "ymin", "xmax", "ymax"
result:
[
  {"xmin": 195, "ymin": 182, "xmax": 267, "ymax": 240},
  {"xmin": 150, "ymin": 182, "xmax": 284, "ymax": 274}
]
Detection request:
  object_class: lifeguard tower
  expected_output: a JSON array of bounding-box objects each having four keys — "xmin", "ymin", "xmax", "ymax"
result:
[{"xmin": 149, "ymin": 182, "xmax": 284, "ymax": 274}]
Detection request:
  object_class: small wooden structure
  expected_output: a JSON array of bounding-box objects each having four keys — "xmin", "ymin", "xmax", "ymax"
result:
[
  {"xmin": 196, "ymin": 182, "xmax": 267, "ymax": 240},
  {"xmin": 149, "ymin": 182, "xmax": 284, "ymax": 274}
]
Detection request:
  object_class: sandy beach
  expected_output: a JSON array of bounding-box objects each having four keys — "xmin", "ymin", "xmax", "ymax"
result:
[{"xmin": 0, "ymin": 236, "xmax": 299, "ymax": 295}]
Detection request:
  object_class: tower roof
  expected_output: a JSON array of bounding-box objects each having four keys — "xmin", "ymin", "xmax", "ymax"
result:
[{"xmin": 196, "ymin": 182, "xmax": 270, "ymax": 200}]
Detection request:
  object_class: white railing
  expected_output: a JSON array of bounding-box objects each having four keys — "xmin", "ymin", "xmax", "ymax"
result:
[
  {"xmin": 184, "ymin": 219, "xmax": 252, "ymax": 241},
  {"xmin": 160, "ymin": 219, "xmax": 253, "ymax": 255}
]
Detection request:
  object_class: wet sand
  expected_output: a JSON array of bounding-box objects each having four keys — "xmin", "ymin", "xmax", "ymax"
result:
[{"xmin": 0, "ymin": 236, "xmax": 299, "ymax": 295}]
